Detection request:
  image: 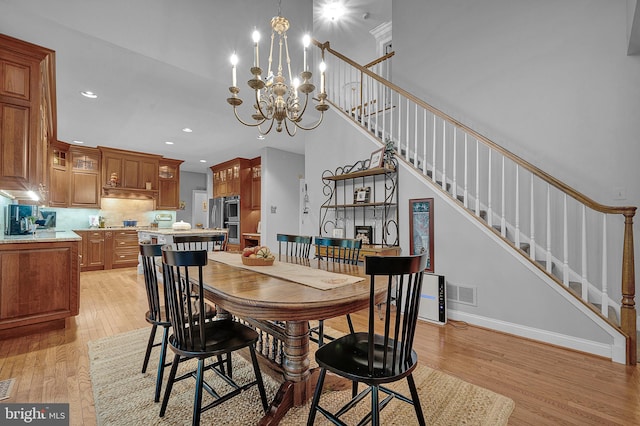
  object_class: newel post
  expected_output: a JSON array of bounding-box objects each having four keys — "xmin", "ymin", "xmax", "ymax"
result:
[{"xmin": 621, "ymin": 209, "xmax": 636, "ymax": 365}]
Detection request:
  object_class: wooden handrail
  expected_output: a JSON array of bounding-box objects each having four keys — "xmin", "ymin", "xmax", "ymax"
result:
[
  {"xmin": 314, "ymin": 39, "xmax": 637, "ymax": 365},
  {"xmin": 313, "ymin": 40, "xmax": 635, "ymax": 216},
  {"xmin": 363, "ymin": 51, "xmax": 395, "ymax": 69}
]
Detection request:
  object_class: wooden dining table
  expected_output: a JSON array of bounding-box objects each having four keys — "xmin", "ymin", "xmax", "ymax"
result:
[{"xmin": 197, "ymin": 254, "xmax": 387, "ymax": 425}]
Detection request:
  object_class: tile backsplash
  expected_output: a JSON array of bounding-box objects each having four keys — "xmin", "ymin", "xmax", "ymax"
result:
[{"xmin": 0, "ymin": 195, "xmax": 175, "ymax": 231}]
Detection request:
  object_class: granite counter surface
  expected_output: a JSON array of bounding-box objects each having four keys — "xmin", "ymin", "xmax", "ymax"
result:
[{"xmin": 0, "ymin": 231, "xmax": 82, "ymax": 244}]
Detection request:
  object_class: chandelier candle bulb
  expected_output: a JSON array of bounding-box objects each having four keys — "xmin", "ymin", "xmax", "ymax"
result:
[
  {"xmin": 230, "ymin": 53, "xmax": 238, "ymax": 87},
  {"xmin": 319, "ymin": 61, "xmax": 326, "ymax": 93},
  {"xmin": 303, "ymin": 34, "xmax": 310, "ymax": 71},
  {"xmin": 252, "ymin": 29, "xmax": 260, "ymax": 68}
]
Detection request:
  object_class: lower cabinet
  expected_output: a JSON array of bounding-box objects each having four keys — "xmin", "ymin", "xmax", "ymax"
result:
[
  {"xmin": 0, "ymin": 239, "xmax": 80, "ymax": 339},
  {"xmin": 109, "ymin": 230, "xmax": 139, "ymax": 268},
  {"xmin": 76, "ymin": 229, "xmax": 138, "ymax": 271}
]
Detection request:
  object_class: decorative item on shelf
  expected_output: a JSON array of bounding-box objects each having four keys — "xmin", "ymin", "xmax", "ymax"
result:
[
  {"xmin": 383, "ymin": 140, "xmax": 397, "ymax": 170},
  {"xmin": 226, "ymin": 0, "xmax": 329, "ymax": 136},
  {"xmin": 241, "ymin": 246, "xmax": 275, "ymax": 266},
  {"xmin": 145, "ymin": 181, "xmax": 152, "ymax": 190},
  {"xmin": 355, "ymin": 225, "xmax": 373, "ymax": 245},
  {"xmin": 409, "ymin": 198, "xmax": 434, "ymax": 272},
  {"xmin": 354, "ymin": 186, "xmax": 371, "ymax": 204},
  {"xmin": 178, "ymin": 200, "xmax": 186, "ymax": 210},
  {"xmin": 367, "ymin": 147, "xmax": 384, "ymax": 170},
  {"xmin": 109, "ymin": 172, "xmax": 119, "ymax": 187},
  {"xmin": 332, "ymin": 228, "xmax": 344, "ymax": 238}
]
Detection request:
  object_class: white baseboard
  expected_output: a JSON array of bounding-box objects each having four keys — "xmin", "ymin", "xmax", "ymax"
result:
[{"xmin": 447, "ymin": 310, "xmax": 625, "ymax": 364}]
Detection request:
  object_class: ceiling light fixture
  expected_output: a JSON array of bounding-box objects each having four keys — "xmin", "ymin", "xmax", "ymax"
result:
[
  {"xmin": 80, "ymin": 91, "xmax": 97, "ymax": 99},
  {"xmin": 226, "ymin": 0, "xmax": 328, "ymax": 136},
  {"xmin": 199, "ymin": 160, "xmax": 207, "ymax": 163},
  {"xmin": 323, "ymin": 1, "xmax": 346, "ymax": 21},
  {"xmin": 165, "ymin": 141, "xmax": 174, "ymax": 145},
  {"xmin": 182, "ymin": 127, "xmax": 193, "ymax": 133}
]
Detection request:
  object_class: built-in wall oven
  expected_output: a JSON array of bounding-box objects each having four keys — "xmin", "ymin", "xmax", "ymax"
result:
[
  {"xmin": 224, "ymin": 195, "xmax": 240, "ymax": 222},
  {"xmin": 225, "ymin": 221, "xmax": 240, "ymax": 245}
]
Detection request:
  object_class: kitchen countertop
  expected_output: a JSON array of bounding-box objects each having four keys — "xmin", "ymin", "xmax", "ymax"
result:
[
  {"xmin": 0, "ymin": 230, "xmax": 82, "ymax": 244},
  {"xmin": 137, "ymin": 228, "xmax": 228, "ymax": 235}
]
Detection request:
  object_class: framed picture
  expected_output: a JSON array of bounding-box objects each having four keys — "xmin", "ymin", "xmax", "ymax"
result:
[
  {"xmin": 409, "ymin": 198, "xmax": 434, "ymax": 272},
  {"xmin": 368, "ymin": 148, "xmax": 384, "ymax": 169},
  {"xmin": 354, "ymin": 225, "xmax": 373, "ymax": 245},
  {"xmin": 354, "ymin": 186, "xmax": 371, "ymax": 204}
]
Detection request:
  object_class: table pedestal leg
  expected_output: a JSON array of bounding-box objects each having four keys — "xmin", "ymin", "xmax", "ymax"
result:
[{"xmin": 259, "ymin": 320, "xmax": 311, "ymax": 425}]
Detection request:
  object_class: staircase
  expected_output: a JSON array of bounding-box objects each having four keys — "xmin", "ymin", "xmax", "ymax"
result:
[{"xmin": 313, "ymin": 40, "xmax": 637, "ymax": 365}]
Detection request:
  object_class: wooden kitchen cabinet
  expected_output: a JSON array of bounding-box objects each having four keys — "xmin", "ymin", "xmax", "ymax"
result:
[
  {"xmin": 69, "ymin": 146, "xmax": 100, "ymax": 208},
  {"xmin": 211, "ymin": 158, "xmax": 249, "ymax": 198},
  {"xmin": 108, "ymin": 229, "xmax": 139, "ymax": 269},
  {"xmin": 0, "ymin": 34, "xmax": 56, "ymax": 193},
  {"xmin": 99, "ymin": 146, "xmax": 160, "ymax": 196},
  {"xmin": 48, "ymin": 140, "xmax": 70, "ymax": 207},
  {"xmin": 0, "ymin": 239, "xmax": 80, "ymax": 339},
  {"xmin": 76, "ymin": 230, "xmax": 105, "ymax": 271},
  {"xmin": 157, "ymin": 158, "xmax": 183, "ymax": 210},
  {"xmin": 250, "ymin": 157, "xmax": 261, "ymax": 210}
]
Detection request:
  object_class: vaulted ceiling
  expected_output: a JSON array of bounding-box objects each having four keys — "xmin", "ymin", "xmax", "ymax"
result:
[{"xmin": 0, "ymin": 0, "xmax": 390, "ymax": 172}]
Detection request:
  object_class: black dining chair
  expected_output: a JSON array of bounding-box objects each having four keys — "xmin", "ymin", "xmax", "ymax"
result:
[
  {"xmin": 313, "ymin": 236, "xmax": 363, "ymax": 346},
  {"xmin": 139, "ymin": 243, "xmax": 171, "ymax": 403},
  {"xmin": 307, "ymin": 254, "xmax": 429, "ymax": 426},
  {"xmin": 173, "ymin": 234, "xmax": 227, "ymax": 252},
  {"xmin": 159, "ymin": 246, "xmax": 269, "ymax": 426},
  {"xmin": 277, "ymin": 233, "xmax": 312, "ymax": 261}
]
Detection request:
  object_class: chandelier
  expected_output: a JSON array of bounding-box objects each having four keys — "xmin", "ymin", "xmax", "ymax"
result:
[{"xmin": 226, "ymin": 2, "xmax": 328, "ymax": 136}]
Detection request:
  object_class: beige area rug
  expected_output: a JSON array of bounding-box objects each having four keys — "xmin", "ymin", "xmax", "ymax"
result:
[
  {"xmin": 89, "ymin": 327, "xmax": 514, "ymax": 425},
  {"xmin": 0, "ymin": 377, "xmax": 16, "ymax": 400}
]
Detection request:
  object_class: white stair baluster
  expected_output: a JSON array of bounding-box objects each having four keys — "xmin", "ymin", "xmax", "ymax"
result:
[
  {"xmin": 405, "ymin": 98, "xmax": 410, "ymax": 161},
  {"xmin": 501, "ymin": 157, "xmax": 506, "ymax": 237},
  {"xmin": 563, "ymin": 194, "xmax": 569, "ymax": 286},
  {"xmin": 487, "ymin": 150, "xmax": 493, "ymax": 227},
  {"xmin": 601, "ymin": 215, "xmax": 608, "ymax": 316},
  {"xmin": 414, "ymin": 104, "xmax": 418, "ymax": 168},
  {"xmin": 530, "ymin": 174, "xmax": 536, "ymax": 260},
  {"xmin": 546, "ymin": 184, "xmax": 552, "ymax": 273},
  {"xmin": 463, "ymin": 133, "xmax": 468, "ymax": 208},
  {"xmin": 581, "ymin": 205, "xmax": 588, "ymax": 301},
  {"xmin": 452, "ymin": 127, "xmax": 457, "ymax": 199},
  {"xmin": 475, "ymin": 139, "xmax": 480, "ymax": 216},
  {"xmin": 515, "ymin": 165, "xmax": 520, "ymax": 247},
  {"xmin": 422, "ymin": 110, "xmax": 427, "ymax": 174},
  {"xmin": 442, "ymin": 120, "xmax": 447, "ymax": 191},
  {"xmin": 432, "ymin": 115, "xmax": 437, "ymax": 182}
]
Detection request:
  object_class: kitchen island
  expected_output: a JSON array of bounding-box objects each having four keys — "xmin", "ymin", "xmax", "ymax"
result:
[
  {"xmin": 0, "ymin": 231, "xmax": 81, "ymax": 339},
  {"xmin": 136, "ymin": 228, "xmax": 229, "ymax": 273},
  {"xmin": 137, "ymin": 228, "xmax": 228, "ymax": 245}
]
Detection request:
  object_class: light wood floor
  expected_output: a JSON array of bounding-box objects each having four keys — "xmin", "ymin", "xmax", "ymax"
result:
[{"xmin": 0, "ymin": 268, "xmax": 638, "ymax": 425}]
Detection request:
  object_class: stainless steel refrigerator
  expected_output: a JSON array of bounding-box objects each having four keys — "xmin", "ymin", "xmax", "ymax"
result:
[{"xmin": 209, "ymin": 197, "xmax": 225, "ymax": 229}]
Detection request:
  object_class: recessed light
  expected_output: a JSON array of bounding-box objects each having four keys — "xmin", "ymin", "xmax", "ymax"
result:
[
  {"xmin": 165, "ymin": 141, "xmax": 174, "ymax": 145},
  {"xmin": 80, "ymin": 91, "xmax": 97, "ymax": 99},
  {"xmin": 182, "ymin": 127, "xmax": 193, "ymax": 133},
  {"xmin": 199, "ymin": 160, "xmax": 207, "ymax": 163},
  {"xmin": 72, "ymin": 140, "xmax": 85, "ymax": 144}
]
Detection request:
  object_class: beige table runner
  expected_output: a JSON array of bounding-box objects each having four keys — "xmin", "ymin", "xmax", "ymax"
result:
[{"xmin": 208, "ymin": 252, "xmax": 363, "ymax": 290}]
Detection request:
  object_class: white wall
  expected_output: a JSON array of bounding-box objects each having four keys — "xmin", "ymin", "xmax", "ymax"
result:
[
  {"xmin": 261, "ymin": 147, "xmax": 306, "ymax": 252},
  {"xmin": 392, "ymin": 0, "xmax": 640, "ymax": 280},
  {"xmin": 303, "ymin": 109, "xmax": 618, "ymax": 359}
]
